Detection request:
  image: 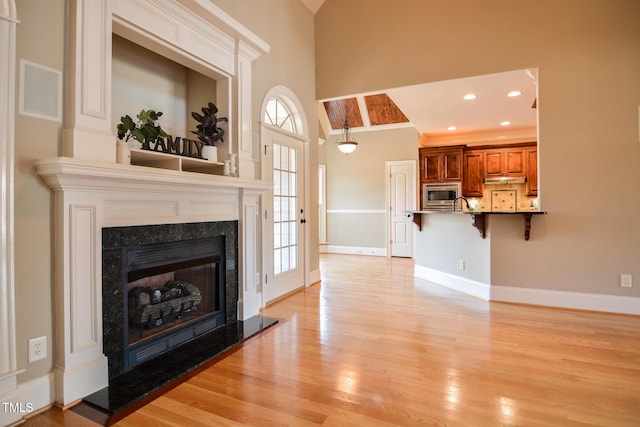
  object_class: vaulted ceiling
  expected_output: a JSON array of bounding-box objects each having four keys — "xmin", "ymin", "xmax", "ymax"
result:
[
  {"xmin": 300, "ymin": 0, "xmax": 325, "ymax": 14},
  {"xmin": 319, "ymin": 69, "xmax": 538, "ymax": 146},
  {"xmin": 300, "ymin": 2, "xmax": 537, "ymax": 146}
]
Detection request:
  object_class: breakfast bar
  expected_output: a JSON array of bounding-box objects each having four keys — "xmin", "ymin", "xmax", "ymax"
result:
[{"xmin": 408, "ymin": 210, "xmax": 548, "ymax": 240}]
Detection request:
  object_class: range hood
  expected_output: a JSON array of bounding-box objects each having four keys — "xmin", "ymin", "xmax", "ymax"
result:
[{"xmin": 484, "ymin": 176, "xmax": 526, "ymax": 184}]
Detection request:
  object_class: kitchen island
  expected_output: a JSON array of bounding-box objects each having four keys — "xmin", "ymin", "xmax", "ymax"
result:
[{"xmin": 408, "ymin": 210, "xmax": 547, "ymax": 240}]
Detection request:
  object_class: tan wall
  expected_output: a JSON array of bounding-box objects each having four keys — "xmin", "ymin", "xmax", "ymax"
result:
[
  {"xmin": 112, "ymin": 35, "xmax": 219, "ymax": 144},
  {"xmin": 112, "ymin": 35, "xmax": 188, "ymax": 137},
  {"xmin": 325, "ymin": 127, "xmax": 418, "ymax": 248},
  {"xmin": 317, "ymin": 0, "xmax": 640, "ymax": 296},
  {"xmin": 14, "ymin": 0, "xmax": 65, "ymax": 382}
]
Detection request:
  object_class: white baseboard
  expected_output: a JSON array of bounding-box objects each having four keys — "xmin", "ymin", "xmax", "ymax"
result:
[
  {"xmin": 238, "ymin": 293, "xmax": 262, "ymax": 320},
  {"xmin": 415, "ymin": 265, "xmax": 640, "ymax": 315},
  {"xmin": 55, "ymin": 355, "xmax": 108, "ymax": 406},
  {"xmin": 414, "ymin": 265, "xmax": 491, "ymax": 300},
  {"xmin": 491, "ymin": 285, "xmax": 640, "ymax": 315},
  {"xmin": 323, "ymin": 245, "xmax": 386, "ymax": 257},
  {"xmin": 309, "ymin": 268, "xmax": 321, "ymax": 285},
  {"xmin": 1, "ymin": 373, "xmax": 55, "ymax": 426}
]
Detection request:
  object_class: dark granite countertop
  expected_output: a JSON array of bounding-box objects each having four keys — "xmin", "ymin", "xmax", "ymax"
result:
[
  {"xmin": 408, "ymin": 210, "xmax": 547, "ymax": 239},
  {"xmin": 409, "ymin": 210, "xmax": 547, "ymax": 215}
]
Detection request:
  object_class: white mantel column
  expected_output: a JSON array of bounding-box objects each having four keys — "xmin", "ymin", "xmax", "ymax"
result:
[
  {"xmin": 52, "ymin": 190, "xmax": 108, "ymax": 406},
  {"xmin": 237, "ymin": 189, "xmax": 264, "ymax": 319},
  {"xmin": 62, "ymin": 0, "xmax": 115, "ymax": 162},
  {"xmin": 235, "ymin": 41, "xmax": 261, "ymax": 179},
  {"xmin": 0, "ymin": 2, "xmax": 23, "ymax": 426}
]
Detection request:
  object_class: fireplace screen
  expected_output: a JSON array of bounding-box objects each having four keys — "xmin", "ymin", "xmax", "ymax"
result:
[{"xmin": 123, "ymin": 236, "xmax": 226, "ymax": 368}]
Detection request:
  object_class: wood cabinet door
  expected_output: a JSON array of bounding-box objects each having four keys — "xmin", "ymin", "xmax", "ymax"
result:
[
  {"xmin": 462, "ymin": 150, "xmax": 484, "ymax": 197},
  {"xmin": 422, "ymin": 151, "xmax": 441, "ymax": 182},
  {"xmin": 485, "ymin": 149, "xmax": 504, "ymax": 177},
  {"xmin": 485, "ymin": 148, "xmax": 525, "ymax": 177},
  {"xmin": 505, "ymin": 149, "xmax": 525, "ymax": 176},
  {"xmin": 420, "ymin": 147, "xmax": 463, "ymax": 183},
  {"xmin": 525, "ymin": 147, "xmax": 538, "ymax": 196},
  {"xmin": 442, "ymin": 150, "xmax": 462, "ymax": 181}
]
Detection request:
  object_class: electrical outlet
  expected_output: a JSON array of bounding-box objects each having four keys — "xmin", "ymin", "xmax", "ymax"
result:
[
  {"xmin": 458, "ymin": 260, "xmax": 465, "ymax": 271},
  {"xmin": 620, "ymin": 274, "xmax": 632, "ymax": 288},
  {"xmin": 28, "ymin": 336, "xmax": 47, "ymax": 363}
]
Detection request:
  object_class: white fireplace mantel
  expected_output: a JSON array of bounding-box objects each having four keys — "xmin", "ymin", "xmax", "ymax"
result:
[
  {"xmin": 35, "ymin": 156, "xmax": 270, "ymax": 405},
  {"xmin": 27, "ymin": 0, "xmax": 272, "ymax": 407}
]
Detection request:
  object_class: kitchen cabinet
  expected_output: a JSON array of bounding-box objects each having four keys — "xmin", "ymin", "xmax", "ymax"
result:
[
  {"xmin": 460, "ymin": 142, "xmax": 536, "ymax": 198},
  {"xmin": 419, "ymin": 146, "xmax": 463, "ymax": 183},
  {"xmin": 525, "ymin": 146, "xmax": 538, "ymax": 196},
  {"xmin": 462, "ymin": 150, "xmax": 484, "ymax": 197},
  {"xmin": 420, "ymin": 142, "xmax": 537, "ymax": 199},
  {"xmin": 484, "ymin": 147, "xmax": 526, "ymax": 178}
]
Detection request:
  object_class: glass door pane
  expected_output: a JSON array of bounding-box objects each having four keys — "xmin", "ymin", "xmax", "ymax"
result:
[{"xmin": 273, "ymin": 143, "xmax": 298, "ymax": 275}]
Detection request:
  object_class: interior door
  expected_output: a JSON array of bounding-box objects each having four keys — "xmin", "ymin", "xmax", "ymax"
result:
[
  {"xmin": 388, "ymin": 160, "xmax": 415, "ymax": 258},
  {"xmin": 263, "ymin": 128, "xmax": 305, "ymax": 303}
]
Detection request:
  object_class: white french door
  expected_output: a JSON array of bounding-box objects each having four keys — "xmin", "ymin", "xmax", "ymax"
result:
[{"xmin": 263, "ymin": 127, "xmax": 305, "ymax": 303}]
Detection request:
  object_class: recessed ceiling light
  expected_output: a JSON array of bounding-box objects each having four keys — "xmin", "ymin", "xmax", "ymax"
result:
[
  {"xmin": 447, "ymin": 126, "xmax": 457, "ymax": 131},
  {"xmin": 508, "ymin": 91, "xmax": 522, "ymax": 97},
  {"xmin": 463, "ymin": 94, "xmax": 476, "ymax": 100},
  {"xmin": 500, "ymin": 121, "xmax": 511, "ymax": 126}
]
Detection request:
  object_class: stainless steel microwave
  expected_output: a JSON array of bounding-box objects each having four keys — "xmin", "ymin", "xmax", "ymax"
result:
[{"xmin": 422, "ymin": 183, "xmax": 461, "ymax": 210}]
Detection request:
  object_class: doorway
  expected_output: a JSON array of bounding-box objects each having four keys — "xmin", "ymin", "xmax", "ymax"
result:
[
  {"xmin": 260, "ymin": 87, "xmax": 309, "ymax": 305},
  {"xmin": 386, "ymin": 160, "xmax": 416, "ymax": 258}
]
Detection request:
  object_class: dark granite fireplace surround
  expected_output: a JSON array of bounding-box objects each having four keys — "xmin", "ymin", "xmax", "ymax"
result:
[
  {"xmin": 78, "ymin": 220, "xmax": 278, "ymax": 423},
  {"xmin": 102, "ymin": 221, "xmax": 238, "ymax": 379}
]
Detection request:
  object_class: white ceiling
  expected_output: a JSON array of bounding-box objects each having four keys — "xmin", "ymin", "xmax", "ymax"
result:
[
  {"xmin": 319, "ymin": 68, "xmax": 538, "ymax": 145},
  {"xmin": 389, "ymin": 69, "xmax": 538, "ymax": 140}
]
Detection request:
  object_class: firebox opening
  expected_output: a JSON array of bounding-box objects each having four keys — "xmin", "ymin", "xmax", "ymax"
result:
[
  {"xmin": 123, "ymin": 236, "xmax": 227, "ymax": 369},
  {"xmin": 127, "ymin": 256, "xmax": 221, "ymax": 345}
]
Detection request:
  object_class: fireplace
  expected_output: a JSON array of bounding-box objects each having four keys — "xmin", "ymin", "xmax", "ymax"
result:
[
  {"xmin": 28, "ymin": 0, "xmax": 272, "ymax": 408},
  {"xmin": 102, "ymin": 221, "xmax": 238, "ymax": 379}
]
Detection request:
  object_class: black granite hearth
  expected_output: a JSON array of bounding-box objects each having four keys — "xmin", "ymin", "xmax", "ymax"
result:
[{"xmin": 78, "ymin": 316, "xmax": 278, "ymax": 425}]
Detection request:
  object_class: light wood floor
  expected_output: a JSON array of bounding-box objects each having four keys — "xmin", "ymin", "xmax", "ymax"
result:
[{"xmin": 22, "ymin": 254, "xmax": 640, "ymax": 426}]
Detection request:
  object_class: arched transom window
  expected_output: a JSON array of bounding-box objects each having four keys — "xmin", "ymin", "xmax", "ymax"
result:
[{"xmin": 264, "ymin": 98, "xmax": 295, "ymax": 133}]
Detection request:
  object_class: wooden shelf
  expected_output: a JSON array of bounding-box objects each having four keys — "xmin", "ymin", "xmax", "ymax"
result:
[
  {"xmin": 409, "ymin": 211, "xmax": 547, "ymax": 241},
  {"xmin": 130, "ymin": 149, "xmax": 224, "ymax": 175}
]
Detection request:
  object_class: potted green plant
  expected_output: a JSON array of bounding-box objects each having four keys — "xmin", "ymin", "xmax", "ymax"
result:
[
  {"xmin": 117, "ymin": 109, "xmax": 168, "ymax": 151},
  {"xmin": 191, "ymin": 102, "xmax": 228, "ymax": 162}
]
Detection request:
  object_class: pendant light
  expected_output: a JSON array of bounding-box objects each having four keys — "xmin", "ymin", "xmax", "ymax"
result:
[{"xmin": 336, "ymin": 111, "xmax": 358, "ymax": 155}]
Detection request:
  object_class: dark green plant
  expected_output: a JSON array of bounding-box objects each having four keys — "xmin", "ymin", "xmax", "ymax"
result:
[
  {"xmin": 191, "ymin": 102, "xmax": 228, "ymax": 146},
  {"xmin": 117, "ymin": 109, "xmax": 168, "ymax": 147}
]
